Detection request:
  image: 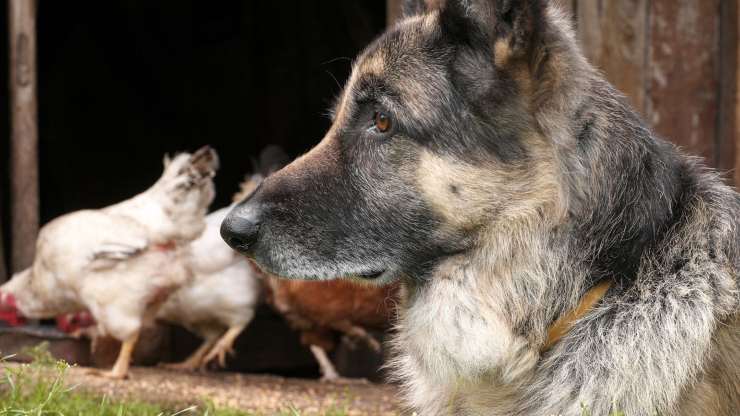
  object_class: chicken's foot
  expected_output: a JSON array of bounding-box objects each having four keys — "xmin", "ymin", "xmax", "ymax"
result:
[
  {"xmin": 161, "ymin": 335, "xmax": 217, "ymax": 371},
  {"xmin": 310, "ymin": 344, "xmax": 341, "ymax": 382},
  {"xmin": 202, "ymin": 325, "xmax": 244, "ymax": 368}
]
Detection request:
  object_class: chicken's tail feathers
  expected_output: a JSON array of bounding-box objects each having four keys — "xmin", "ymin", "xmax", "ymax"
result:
[
  {"xmin": 233, "ymin": 146, "xmax": 290, "ymax": 203},
  {"xmin": 189, "ymin": 145, "xmax": 220, "ymax": 179},
  {"xmin": 257, "ymin": 145, "xmax": 290, "ymax": 176}
]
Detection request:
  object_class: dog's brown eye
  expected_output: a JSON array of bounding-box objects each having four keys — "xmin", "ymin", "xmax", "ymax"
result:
[{"xmin": 374, "ymin": 111, "xmax": 391, "ymax": 133}]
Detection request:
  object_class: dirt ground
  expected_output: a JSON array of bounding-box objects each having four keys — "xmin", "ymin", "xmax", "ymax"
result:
[{"xmin": 6, "ymin": 363, "xmax": 401, "ymax": 415}]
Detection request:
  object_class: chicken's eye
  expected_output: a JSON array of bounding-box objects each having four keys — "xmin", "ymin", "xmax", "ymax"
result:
[{"xmin": 373, "ymin": 111, "xmax": 391, "ymax": 133}]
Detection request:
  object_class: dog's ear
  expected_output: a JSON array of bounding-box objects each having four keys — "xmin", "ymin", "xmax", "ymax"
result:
[
  {"xmin": 401, "ymin": 0, "xmax": 442, "ymax": 19},
  {"xmin": 441, "ymin": 0, "xmax": 547, "ymax": 65}
]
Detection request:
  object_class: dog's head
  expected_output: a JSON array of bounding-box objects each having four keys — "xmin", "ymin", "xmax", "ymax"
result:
[{"xmin": 222, "ymin": 0, "xmax": 567, "ymax": 283}]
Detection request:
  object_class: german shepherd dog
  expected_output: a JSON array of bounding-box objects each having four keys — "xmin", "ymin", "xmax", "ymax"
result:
[{"xmin": 222, "ymin": 0, "xmax": 740, "ymax": 414}]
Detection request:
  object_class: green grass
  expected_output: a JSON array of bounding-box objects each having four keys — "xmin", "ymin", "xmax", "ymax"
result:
[
  {"xmin": 0, "ymin": 344, "xmax": 348, "ymax": 416},
  {"xmin": 0, "ymin": 351, "xmax": 637, "ymax": 416},
  {"xmin": 1, "ymin": 344, "xmax": 634, "ymax": 416}
]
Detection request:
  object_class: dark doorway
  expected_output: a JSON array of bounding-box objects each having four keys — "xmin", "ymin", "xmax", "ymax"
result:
[
  {"xmin": 31, "ymin": 0, "xmax": 386, "ymax": 223},
  {"xmin": 1, "ymin": 0, "xmax": 387, "ymax": 378}
]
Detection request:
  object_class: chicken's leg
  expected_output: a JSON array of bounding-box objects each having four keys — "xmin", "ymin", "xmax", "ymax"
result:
[
  {"xmin": 202, "ymin": 325, "xmax": 244, "ymax": 368},
  {"xmin": 309, "ymin": 344, "xmax": 341, "ymax": 382},
  {"xmin": 85, "ymin": 331, "xmax": 139, "ymax": 379},
  {"xmin": 162, "ymin": 335, "xmax": 218, "ymax": 371},
  {"xmin": 107, "ymin": 331, "xmax": 139, "ymax": 379},
  {"xmin": 333, "ymin": 321, "xmax": 382, "ymax": 352}
]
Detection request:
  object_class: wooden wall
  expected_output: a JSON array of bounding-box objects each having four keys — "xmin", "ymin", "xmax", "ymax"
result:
[
  {"xmin": 567, "ymin": 0, "xmax": 739, "ymax": 184},
  {"xmin": 733, "ymin": 0, "xmax": 740, "ymax": 185},
  {"xmin": 388, "ymin": 0, "xmax": 740, "ymax": 185}
]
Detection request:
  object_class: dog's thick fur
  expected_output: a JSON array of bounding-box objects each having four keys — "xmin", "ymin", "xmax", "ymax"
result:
[{"xmin": 222, "ymin": 1, "xmax": 740, "ymax": 414}]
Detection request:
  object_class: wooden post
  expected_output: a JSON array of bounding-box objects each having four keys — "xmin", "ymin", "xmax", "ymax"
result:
[
  {"xmin": 8, "ymin": 0, "xmax": 39, "ymax": 273},
  {"xmin": 0, "ymin": 215, "xmax": 6, "ymax": 282},
  {"xmin": 0, "ymin": 175, "xmax": 6, "ymax": 282}
]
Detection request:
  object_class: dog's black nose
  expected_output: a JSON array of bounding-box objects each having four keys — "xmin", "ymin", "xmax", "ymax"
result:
[{"xmin": 221, "ymin": 205, "xmax": 262, "ymax": 255}]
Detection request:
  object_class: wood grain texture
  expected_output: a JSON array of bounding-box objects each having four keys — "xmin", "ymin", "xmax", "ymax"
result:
[
  {"xmin": 576, "ymin": 0, "xmax": 649, "ymax": 115},
  {"xmin": 735, "ymin": 0, "xmax": 740, "ymax": 186},
  {"xmin": 646, "ymin": 0, "xmax": 720, "ymax": 163},
  {"xmin": 8, "ymin": 0, "xmax": 39, "ymax": 272},
  {"xmin": 387, "ymin": 0, "xmax": 402, "ymax": 26},
  {"xmin": 718, "ymin": 0, "xmax": 738, "ymax": 185}
]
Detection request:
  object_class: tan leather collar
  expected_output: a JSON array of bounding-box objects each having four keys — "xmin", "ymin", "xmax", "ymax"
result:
[{"xmin": 541, "ymin": 280, "xmax": 612, "ymax": 352}]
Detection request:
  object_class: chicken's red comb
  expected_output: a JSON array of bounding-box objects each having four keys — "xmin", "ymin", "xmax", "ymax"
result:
[{"xmin": 0, "ymin": 292, "xmax": 26, "ymax": 327}]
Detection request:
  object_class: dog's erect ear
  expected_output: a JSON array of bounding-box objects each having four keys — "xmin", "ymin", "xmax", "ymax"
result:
[{"xmin": 441, "ymin": 0, "xmax": 547, "ymax": 64}]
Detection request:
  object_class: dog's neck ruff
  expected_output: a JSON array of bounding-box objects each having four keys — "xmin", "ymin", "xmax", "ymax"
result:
[{"xmin": 541, "ymin": 280, "xmax": 612, "ymax": 352}]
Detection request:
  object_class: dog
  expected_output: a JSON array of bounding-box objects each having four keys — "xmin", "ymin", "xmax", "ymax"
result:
[{"xmin": 221, "ymin": 0, "xmax": 740, "ymax": 414}]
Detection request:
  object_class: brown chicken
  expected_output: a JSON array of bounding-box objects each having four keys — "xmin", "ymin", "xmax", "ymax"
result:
[
  {"xmin": 235, "ymin": 146, "xmax": 399, "ymax": 381},
  {"xmin": 262, "ymin": 273, "xmax": 398, "ymax": 381}
]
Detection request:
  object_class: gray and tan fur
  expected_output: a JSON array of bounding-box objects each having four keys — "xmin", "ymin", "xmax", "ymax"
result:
[{"xmin": 221, "ymin": 1, "xmax": 739, "ymax": 414}]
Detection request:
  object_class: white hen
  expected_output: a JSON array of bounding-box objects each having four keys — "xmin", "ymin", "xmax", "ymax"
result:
[
  {"xmin": 0, "ymin": 146, "xmax": 218, "ymax": 379},
  {"xmin": 157, "ymin": 206, "xmax": 261, "ymax": 370}
]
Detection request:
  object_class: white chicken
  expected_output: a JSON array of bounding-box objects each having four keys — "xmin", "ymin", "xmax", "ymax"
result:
[
  {"xmin": 155, "ymin": 146, "xmax": 287, "ymax": 371},
  {"xmin": 157, "ymin": 205, "xmax": 261, "ymax": 371},
  {"xmin": 0, "ymin": 146, "xmax": 218, "ymax": 379}
]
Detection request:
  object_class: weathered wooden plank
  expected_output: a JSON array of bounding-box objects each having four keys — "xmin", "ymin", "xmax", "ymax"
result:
[
  {"xmin": 737, "ymin": 1, "xmax": 740, "ymax": 187},
  {"xmin": 387, "ymin": 0, "xmax": 402, "ymax": 26},
  {"xmin": 8, "ymin": 0, "xmax": 39, "ymax": 272},
  {"xmin": 576, "ymin": 0, "xmax": 649, "ymax": 115},
  {"xmin": 718, "ymin": 0, "xmax": 738, "ymax": 185},
  {"xmin": 387, "ymin": 0, "xmax": 443, "ymax": 25},
  {"xmin": 646, "ymin": 0, "xmax": 720, "ymax": 164}
]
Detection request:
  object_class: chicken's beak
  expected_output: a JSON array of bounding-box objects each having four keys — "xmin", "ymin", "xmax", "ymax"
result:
[{"xmin": 0, "ymin": 291, "xmax": 26, "ymax": 326}]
